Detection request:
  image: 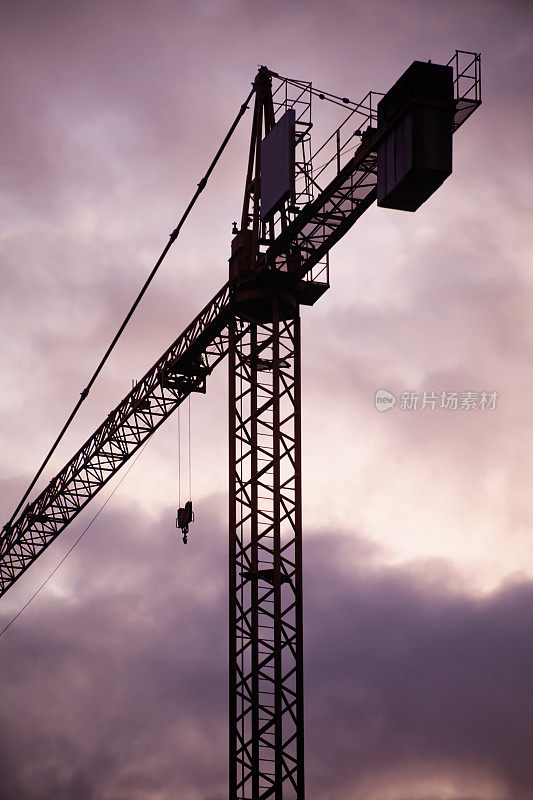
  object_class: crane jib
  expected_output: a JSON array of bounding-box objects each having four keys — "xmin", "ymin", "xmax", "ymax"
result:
[
  {"xmin": 0, "ymin": 143, "xmax": 380, "ymax": 595},
  {"xmin": 0, "ymin": 282, "xmax": 233, "ymax": 595}
]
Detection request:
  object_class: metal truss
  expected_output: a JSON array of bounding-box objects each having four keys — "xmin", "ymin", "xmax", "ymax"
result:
[
  {"xmin": 0, "ymin": 282, "xmax": 233, "ymax": 595},
  {"xmin": 229, "ymin": 303, "xmax": 303, "ymax": 800},
  {"xmin": 266, "ymin": 144, "xmax": 378, "ymax": 283}
]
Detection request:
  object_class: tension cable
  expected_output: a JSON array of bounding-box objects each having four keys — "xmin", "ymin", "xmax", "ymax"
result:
[
  {"xmin": 5, "ymin": 85, "xmax": 254, "ymax": 535},
  {"xmin": 176, "ymin": 396, "xmax": 194, "ymax": 544},
  {"xmin": 0, "ymin": 439, "xmax": 150, "ymax": 639}
]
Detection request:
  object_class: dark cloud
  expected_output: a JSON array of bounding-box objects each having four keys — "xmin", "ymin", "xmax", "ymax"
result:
[
  {"xmin": 0, "ymin": 501, "xmax": 229, "ymax": 800},
  {"xmin": 305, "ymin": 536, "xmax": 533, "ymax": 799},
  {"xmin": 1, "ymin": 507, "xmax": 533, "ymax": 799}
]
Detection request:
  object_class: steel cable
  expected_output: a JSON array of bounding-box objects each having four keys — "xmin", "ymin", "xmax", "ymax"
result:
[{"xmin": 4, "ymin": 85, "xmax": 254, "ymax": 535}]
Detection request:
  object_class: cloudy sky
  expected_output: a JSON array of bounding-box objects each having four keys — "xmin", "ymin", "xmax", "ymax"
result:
[{"xmin": 1, "ymin": 1, "xmax": 532, "ymax": 798}]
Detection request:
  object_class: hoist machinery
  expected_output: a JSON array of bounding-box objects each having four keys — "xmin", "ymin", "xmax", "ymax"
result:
[{"xmin": 0, "ymin": 52, "xmax": 481, "ymax": 799}]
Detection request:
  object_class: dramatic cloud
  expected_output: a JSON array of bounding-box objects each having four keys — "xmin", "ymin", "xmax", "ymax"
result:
[
  {"xmin": 2, "ymin": 507, "xmax": 533, "ymax": 799},
  {"xmin": 305, "ymin": 535, "xmax": 533, "ymax": 800},
  {"xmin": 1, "ymin": 1, "xmax": 532, "ymax": 798}
]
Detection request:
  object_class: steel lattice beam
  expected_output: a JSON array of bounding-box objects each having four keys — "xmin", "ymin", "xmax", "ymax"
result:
[
  {"xmin": 0, "ymin": 282, "xmax": 233, "ymax": 595},
  {"xmin": 229, "ymin": 303, "xmax": 303, "ymax": 799},
  {"xmin": 266, "ymin": 146, "xmax": 377, "ymax": 281}
]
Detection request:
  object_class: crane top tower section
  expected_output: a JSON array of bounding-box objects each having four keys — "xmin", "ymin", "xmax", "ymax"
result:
[{"xmin": 229, "ymin": 51, "xmax": 480, "ymax": 320}]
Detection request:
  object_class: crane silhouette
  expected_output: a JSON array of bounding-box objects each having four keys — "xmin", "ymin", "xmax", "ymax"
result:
[{"xmin": 1, "ymin": 51, "xmax": 481, "ymax": 799}]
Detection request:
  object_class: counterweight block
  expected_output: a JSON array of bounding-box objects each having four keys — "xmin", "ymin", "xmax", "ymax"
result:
[{"xmin": 377, "ymin": 60, "xmax": 455, "ymax": 211}]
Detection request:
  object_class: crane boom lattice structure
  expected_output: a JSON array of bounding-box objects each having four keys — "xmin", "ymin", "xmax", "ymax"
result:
[
  {"xmin": 0, "ymin": 282, "xmax": 233, "ymax": 591},
  {"xmin": 1, "ymin": 51, "xmax": 481, "ymax": 800}
]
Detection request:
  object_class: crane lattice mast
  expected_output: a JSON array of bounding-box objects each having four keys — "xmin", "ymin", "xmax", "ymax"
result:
[{"xmin": 1, "ymin": 52, "xmax": 481, "ymax": 800}]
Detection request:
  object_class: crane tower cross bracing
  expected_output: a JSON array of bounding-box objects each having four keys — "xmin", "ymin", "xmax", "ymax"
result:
[{"xmin": 1, "ymin": 51, "xmax": 481, "ymax": 800}]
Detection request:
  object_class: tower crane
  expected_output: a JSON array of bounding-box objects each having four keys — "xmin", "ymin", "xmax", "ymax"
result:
[{"xmin": 1, "ymin": 51, "xmax": 481, "ymax": 799}]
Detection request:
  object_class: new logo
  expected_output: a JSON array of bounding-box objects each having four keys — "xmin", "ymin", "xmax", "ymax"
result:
[{"xmin": 375, "ymin": 389, "xmax": 396, "ymax": 412}]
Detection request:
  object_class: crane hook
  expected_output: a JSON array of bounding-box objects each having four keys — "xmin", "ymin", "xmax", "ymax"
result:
[{"xmin": 176, "ymin": 500, "xmax": 194, "ymax": 544}]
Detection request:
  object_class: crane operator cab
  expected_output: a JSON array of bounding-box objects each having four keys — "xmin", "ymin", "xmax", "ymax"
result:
[{"xmin": 176, "ymin": 501, "xmax": 194, "ymax": 544}]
